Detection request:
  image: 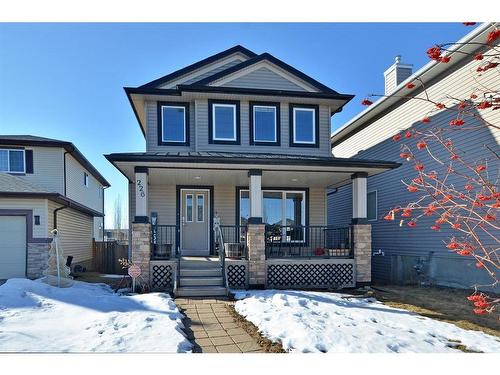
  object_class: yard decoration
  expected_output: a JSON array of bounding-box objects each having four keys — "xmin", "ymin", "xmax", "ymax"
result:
[
  {"xmin": 42, "ymin": 229, "xmax": 74, "ymax": 288},
  {"xmin": 363, "ymin": 23, "xmax": 499, "ymax": 315}
]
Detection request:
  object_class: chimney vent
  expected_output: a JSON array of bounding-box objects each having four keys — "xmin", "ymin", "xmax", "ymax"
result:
[{"xmin": 384, "ymin": 55, "xmax": 413, "ymax": 95}]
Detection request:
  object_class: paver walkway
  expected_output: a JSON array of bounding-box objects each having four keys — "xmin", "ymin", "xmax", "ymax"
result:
[{"xmin": 175, "ymin": 298, "xmax": 264, "ymax": 353}]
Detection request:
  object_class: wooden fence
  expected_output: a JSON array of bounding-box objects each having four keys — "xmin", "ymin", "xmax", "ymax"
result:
[{"xmin": 92, "ymin": 240, "xmax": 129, "ymax": 274}]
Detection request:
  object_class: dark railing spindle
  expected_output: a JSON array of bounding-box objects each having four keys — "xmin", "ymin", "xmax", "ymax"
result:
[
  {"xmin": 151, "ymin": 225, "xmax": 179, "ymax": 260},
  {"xmin": 265, "ymin": 225, "xmax": 353, "ymax": 259},
  {"xmin": 214, "ymin": 225, "xmax": 248, "ymax": 259}
]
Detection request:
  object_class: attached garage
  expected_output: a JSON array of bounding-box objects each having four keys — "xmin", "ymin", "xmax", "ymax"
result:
[{"xmin": 0, "ymin": 216, "xmax": 26, "ymax": 279}]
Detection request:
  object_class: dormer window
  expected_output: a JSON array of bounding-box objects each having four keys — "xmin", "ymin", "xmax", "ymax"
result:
[
  {"xmin": 250, "ymin": 102, "xmax": 280, "ymax": 146},
  {"xmin": 158, "ymin": 102, "xmax": 190, "ymax": 146},
  {"xmin": 209, "ymin": 100, "xmax": 240, "ymax": 145},
  {"xmin": 290, "ymin": 104, "xmax": 319, "ymax": 148},
  {"xmin": 0, "ymin": 149, "xmax": 25, "ymax": 173}
]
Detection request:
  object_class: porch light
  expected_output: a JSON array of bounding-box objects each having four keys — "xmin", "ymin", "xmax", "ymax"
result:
[
  {"xmin": 291, "ymin": 178, "xmax": 298, "ymax": 182},
  {"xmin": 194, "ymin": 176, "xmax": 201, "ymax": 180}
]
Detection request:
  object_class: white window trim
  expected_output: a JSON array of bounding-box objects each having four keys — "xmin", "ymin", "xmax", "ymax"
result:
[
  {"xmin": 161, "ymin": 105, "xmax": 187, "ymax": 143},
  {"xmin": 185, "ymin": 194, "xmax": 193, "ymax": 222},
  {"xmin": 253, "ymin": 105, "xmax": 277, "ymax": 143},
  {"xmin": 240, "ymin": 189, "xmax": 306, "ymax": 242},
  {"xmin": 367, "ymin": 190, "xmax": 378, "ymax": 221},
  {"xmin": 196, "ymin": 194, "xmax": 205, "ymax": 223},
  {"xmin": 292, "ymin": 107, "xmax": 316, "ymax": 144},
  {"xmin": 212, "ymin": 103, "xmax": 237, "ymax": 141},
  {"xmin": 0, "ymin": 149, "xmax": 26, "ymax": 174}
]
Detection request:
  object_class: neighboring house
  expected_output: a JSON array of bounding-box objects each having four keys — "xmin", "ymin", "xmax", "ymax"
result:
[
  {"xmin": 104, "ymin": 228, "xmax": 129, "ymax": 243},
  {"xmin": 106, "ymin": 45, "xmax": 399, "ymax": 296},
  {"xmin": 329, "ymin": 23, "xmax": 499, "ymax": 291},
  {"xmin": 0, "ymin": 135, "xmax": 110, "ymax": 279}
]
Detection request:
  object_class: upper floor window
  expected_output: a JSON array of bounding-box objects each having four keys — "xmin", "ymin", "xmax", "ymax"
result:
[
  {"xmin": 250, "ymin": 102, "xmax": 280, "ymax": 146},
  {"xmin": 367, "ymin": 190, "xmax": 377, "ymax": 221},
  {"xmin": 0, "ymin": 149, "xmax": 25, "ymax": 173},
  {"xmin": 290, "ymin": 104, "xmax": 319, "ymax": 148},
  {"xmin": 158, "ymin": 102, "xmax": 190, "ymax": 146},
  {"xmin": 84, "ymin": 172, "xmax": 89, "ymax": 187},
  {"xmin": 209, "ymin": 100, "xmax": 240, "ymax": 145}
]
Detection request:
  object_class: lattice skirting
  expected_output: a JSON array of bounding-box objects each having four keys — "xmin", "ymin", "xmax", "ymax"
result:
[
  {"xmin": 226, "ymin": 262, "xmax": 248, "ymax": 289},
  {"xmin": 266, "ymin": 260, "xmax": 355, "ymax": 288},
  {"xmin": 150, "ymin": 261, "xmax": 176, "ymax": 291}
]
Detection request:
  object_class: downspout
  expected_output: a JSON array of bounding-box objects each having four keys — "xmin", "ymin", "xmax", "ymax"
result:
[{"xmin": 53, "ymin": 204, "xmax": 70, "ymax": 230}]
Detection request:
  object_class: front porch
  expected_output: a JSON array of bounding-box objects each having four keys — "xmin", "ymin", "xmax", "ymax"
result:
[{"xmin": 105, "ymin": 152, "xmax": 399, "ymax": 294}]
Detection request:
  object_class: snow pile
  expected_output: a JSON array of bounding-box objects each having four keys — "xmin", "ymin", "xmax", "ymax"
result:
[
  {"xmin": 0, "ymin": 278, "xmax": 192, "ymax": 352},
  {"xmin": 234, "ymin": 290, "xmax": 500, "ymax": 353}
]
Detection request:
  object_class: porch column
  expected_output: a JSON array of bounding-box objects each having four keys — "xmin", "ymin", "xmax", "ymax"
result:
[
  {"xmin": 351, "ymin": 172, "xmax": 367, "ymax": 224},
  {"xmin": 248, "ymin": 169, "xmax": 262, "ymax": 223},
  {"xmin": 247, "ymin": 223, "xmax": 266, "ymax": 288},
  {"xmin": 353, "ymin": 224, "xmax": 372, "ymax": 285},
  {"xmin": 134, "ymin": 166, "xmax": 149, "ymax": 223}
]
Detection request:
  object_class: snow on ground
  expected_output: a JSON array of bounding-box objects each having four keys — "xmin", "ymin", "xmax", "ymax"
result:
[
  {"xmin": 0, "ymin": 278, "xmax": 192, "ymax": 352},
  {"xmin": 234, "ymin": 290, "xmax": 500, "ymax": 353}
]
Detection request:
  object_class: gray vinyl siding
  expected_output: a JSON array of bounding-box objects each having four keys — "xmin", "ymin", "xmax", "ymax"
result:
[
  {"xmin": 219, "ymin": 67, "xmax": 308, "ymax": 91},
  {"xmin": 146, "ymin": 101, "xmax": 196, "ymax": 152},
  {"xmin": 65, "ymin": 153, "xmax": 103, "ymax": 213},
  {"xmin": 146, "ymin": 99, "xmax": 332, "ymax": 157},
  {"xmin": 329, "ymin": 47, "xmax": 500, "ymax": 289},
  {"xmin": 130, "ymin": 184, "xmax": 326, "ymax": 228},
  {"xmin": 158, "ymin": 55, "xmax": 248, "ymax": 89},
  {"xmin": 0, "ymin": 145, "xmax": 64, "ymax": 194}
]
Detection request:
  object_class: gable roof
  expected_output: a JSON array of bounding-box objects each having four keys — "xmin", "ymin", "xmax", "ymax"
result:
[
  {"xmin": 126, "ymin": 45, "xmax": 354, "ymax": 136},
  {"xmin": 0, "ymin": 135, "xmax": 110, "ymax": 187},
  {"xmin": 192, "ymin": 52, "xmax": 340, "ymax": 94},
  {"xmin": 331, "ymin": 22, "xmax": 495, "ymax": 147},
  {"xmin": 139, "ymin": 45, "xmax": 257, "ymax": 89}
]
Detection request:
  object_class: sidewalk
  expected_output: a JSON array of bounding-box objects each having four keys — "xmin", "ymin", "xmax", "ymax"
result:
[{"xmin": 175, "ymin": 298, "xmax": 265, "ymax": 353}]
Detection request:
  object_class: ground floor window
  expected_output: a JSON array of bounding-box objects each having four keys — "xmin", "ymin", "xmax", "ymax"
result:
[{"xmin": 239, "ymin": 189, "xmax": 306, "ymax": 240}]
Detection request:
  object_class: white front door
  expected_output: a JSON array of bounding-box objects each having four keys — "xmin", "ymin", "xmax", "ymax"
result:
[{"xmin": 181, "ymin": 190, "xmax": 209, "ymax": 256}]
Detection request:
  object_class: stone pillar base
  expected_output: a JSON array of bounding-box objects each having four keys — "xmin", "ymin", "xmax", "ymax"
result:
[
  {"xmin": 353, "ymin": 224, "xmax": 372, "ymax": 284},
  {"xmin": 131, "ymin": 223, "xmax": 152, "ymax": 285},
  {"xmin": 247, "ymin": 223, "xmax": 266, "ymax": 287},
  {"xmin": 27, "ymin": 242, "xmax": 50, "ymax": 279}
]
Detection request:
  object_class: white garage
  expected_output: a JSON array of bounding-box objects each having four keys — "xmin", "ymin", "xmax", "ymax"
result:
[{"xmin": 0, "ymin": 216, "xmax": 26, "ymax": 279}]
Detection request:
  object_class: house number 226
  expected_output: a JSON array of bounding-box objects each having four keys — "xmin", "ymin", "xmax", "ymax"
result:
[{"xmin": 137, "ymin": 179, "xmax": 145, "ymax": 198}]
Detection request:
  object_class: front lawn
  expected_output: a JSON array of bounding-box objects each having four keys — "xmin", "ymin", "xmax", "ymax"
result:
[
  {"xmin": 234, "ymin": 290, "xmax": 500, "ymax": 353},
  {"xmin": 0, "ymin": 279, "xmax": 192, "ymax": 352}
]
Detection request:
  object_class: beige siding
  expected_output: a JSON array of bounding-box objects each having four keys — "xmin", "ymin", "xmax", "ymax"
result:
[
  {"xmin": 148, "ymin": 185, "xmax": 176, "ymax": 225},
  {"xmin": 65, "ymin": 153, "xmax": 103, "ymax": 213},
  {"xmin": 0, "ymin": 145, "xmax": 64, "ymax": 193},
  {"xmin": 214, "ymin": 186, "xmax": 236, "ymax": 225},
  {"xmin": 55, "ymin": 206, "xmax": 93, "ymax": 264},
  {"xmin": 0, "ymin": 197, "xmax": 48, "ymax": 238},
  {"xmin": 333, "ymin": 50, "xmax": 500, "ymax": 158},
  {"xmin": 309, "ymin": 187, "xmax": 327, "ymax": 226}
]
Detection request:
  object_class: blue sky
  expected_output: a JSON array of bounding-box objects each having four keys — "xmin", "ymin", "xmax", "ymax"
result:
[{"xmin": 0, "ymin": 23, "xmax": 471, "ymax": 228}]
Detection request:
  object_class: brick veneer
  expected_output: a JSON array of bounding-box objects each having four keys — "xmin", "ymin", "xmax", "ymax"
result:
[
  {"xmin": 246, "ymin": 223, "xmax": 266, "ymax": 287},
  {"xmin": 27, "ymin": 242, "xmax": 50, "ymax": 279},
  {"xmin": 131, "ymin": 223, "xmax": 152, "ymax": 284},
  {"xmin": 352, "ymin": 224, "xmax": 372, "ymax": 284}
]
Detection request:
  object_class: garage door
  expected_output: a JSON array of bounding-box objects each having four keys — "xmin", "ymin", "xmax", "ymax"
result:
[{"xmin": 0, "ymin": 216, "xmax": 26, "ymax": 279}]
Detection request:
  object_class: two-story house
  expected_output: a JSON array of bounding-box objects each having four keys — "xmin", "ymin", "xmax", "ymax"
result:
[
  {"xmin": 106, "ymin": 45, "xmax": 399, "ymax": 296},
  {"xmin": 329, "ymin": 23, "xmax": 499, "ymax": 291},
  {"xmin": 0, "ymin": 135, "xmax": 110, "ymax": 279}
]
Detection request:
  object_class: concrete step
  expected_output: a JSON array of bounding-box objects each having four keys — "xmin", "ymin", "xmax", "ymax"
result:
[
  {"xmin": 179, "ymin": 277, "xmax": 224, "ymax": 287},
  {"xmin": 176, "ymin": 286, "xmax": 227, "ymax": 297},
  {"xmin": 180, "ymin": 268, "xmax": 222, "ymax": 277},
  {"xmin": 180, "ymin": 258, "xmax": 221, "ymax": 269}
]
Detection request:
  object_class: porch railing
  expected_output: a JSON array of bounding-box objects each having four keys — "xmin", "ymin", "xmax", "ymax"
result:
[
  {"xmin": 214, "ymin": 225, "xmax": 248, "ymax": 259},
  {"xmin": 151, "ymin": 224, "xmax": 179, "ymax": 260},
  {"xmin": 265, "ymin": 225, "xmax": 353, "ymax": 259}
]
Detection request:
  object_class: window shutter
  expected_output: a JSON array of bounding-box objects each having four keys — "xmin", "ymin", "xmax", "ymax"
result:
[{"xmin": 25, "ymin": 150, "xmax": 34, "ymax": 174}]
